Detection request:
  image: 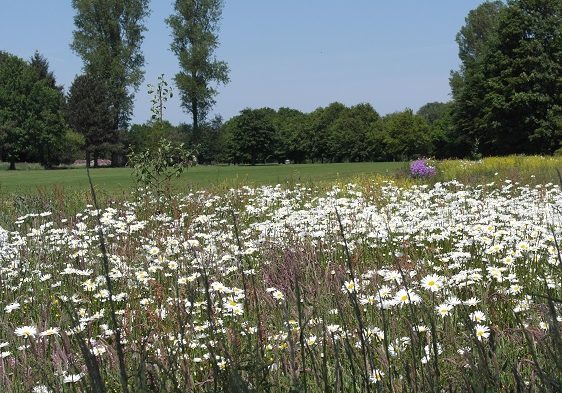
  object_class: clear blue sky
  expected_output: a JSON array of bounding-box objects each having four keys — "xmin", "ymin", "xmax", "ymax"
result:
[{"xmin": 0, "ymin": 1, "xmax": 482, "ymax": 126}]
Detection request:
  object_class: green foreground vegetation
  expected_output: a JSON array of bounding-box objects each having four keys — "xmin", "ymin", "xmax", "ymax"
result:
[
  {"xmin": 2, "ymin": 156, "xmax": 562, "ymax": 229},
  {"xmin": 1, "ymin": 155, "xmax": 562, "ymax": 392}
]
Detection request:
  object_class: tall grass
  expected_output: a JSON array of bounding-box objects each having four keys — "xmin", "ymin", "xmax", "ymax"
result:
[
  {"xmin": 0, "ymin": 176, "xmax": 561, "ymax": 392},
  {"xmin": 435, "ymin": 155, "xmax": 562, "ymax": 185}
]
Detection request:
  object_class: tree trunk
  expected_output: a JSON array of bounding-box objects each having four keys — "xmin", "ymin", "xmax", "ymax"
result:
[
  {"xmin": 93, "ymin": 151, "xmax": 99, "ymax": 168},
  {"xmin": 86, "ymin": 151, "xmax": 91, "ymax": 168},
  {"xmin": 111, "ymin": 151, "xmax": 120, "ymax": 167},
  {"xmin": 9, "ymin": 158, "xmax": 15, "ymax": 170},
  {"xmin": 192, "ymin": 100, "xmax": 199, "ymax": 134}
]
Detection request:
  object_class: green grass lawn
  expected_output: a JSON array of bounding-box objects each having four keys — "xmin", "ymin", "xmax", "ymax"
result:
[{"xmin": 0, "ymin": 162, "xmax": 405, "ymax": 195}]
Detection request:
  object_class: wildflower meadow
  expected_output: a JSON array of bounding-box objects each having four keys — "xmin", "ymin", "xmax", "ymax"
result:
[
  {"xmin": 2, "ymin": 0, "xmax": 562, "ymax": 390},
  {"xmin": 1, "ymin": 172, "xmax": 561, "ymax": 392}
]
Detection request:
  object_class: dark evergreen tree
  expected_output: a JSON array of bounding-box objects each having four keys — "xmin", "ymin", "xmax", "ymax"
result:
[
  {"xmin": 29, "ymin": 51, "xmax": 61, "ymax": 91},
  {"xmin": 67, "ymin": 74, "xmax": 114, "ymax": 167}
]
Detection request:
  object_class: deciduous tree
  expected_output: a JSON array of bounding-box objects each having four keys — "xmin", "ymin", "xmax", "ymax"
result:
[
  {"xmin": 479, "ymin": 0, "xmax": 562, "ymax": 154},
  {"xmin": 230, "ymin": 108, "xmax": 276, "ymax": 165},
  {"xmin": 450, "ymin": 1, "xmax": 505, "ymax": 156},
  {"xmin": 167, "ymin": 0, "xmax": 229, "ymax": 132},
  {"xmin": 71, "ymin": 0, "xmax": 150, "ymax": 132},
  {"xmin": 379, "ymin": 109, "xmax": 432, "ymax": 161},
  {"xmin": 0, "ymin": 52, "xmax": 68, "ymax": 169},
  {"xmin": 452, "ymin": 0, "xmax": 562, "ymax": 156}
]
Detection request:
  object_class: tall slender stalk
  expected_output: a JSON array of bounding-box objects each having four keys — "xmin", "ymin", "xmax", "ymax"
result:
[
  {"xmin": 231, "ymin": 208, "xmax": 265, "ymax": 390},
  {"xmin": 295, "ymin": 273, "xmax": 308, "ymax": 393},
  {"xmin": 86, "ymin": 166, "xmax": 129, "ymax": 393},
  {"xmin": 335, "ymin": 208, "xmax": 372, "ymax": 393}
]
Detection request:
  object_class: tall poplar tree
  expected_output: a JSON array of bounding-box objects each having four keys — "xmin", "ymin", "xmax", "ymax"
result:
[
  {"xmin": 167, "ymin": 0, "xmax": 229, "ymax": 132},
  {"xmin": 70, "ymin": 0, "xmax": 150, "ymax": 134}
]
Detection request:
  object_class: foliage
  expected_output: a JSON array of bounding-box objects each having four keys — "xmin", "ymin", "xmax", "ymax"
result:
[
  {"xmin": 0, "ymin": 51, "xmax": 68, "ymax": 169},
  {"xmin": 167, "ymin": 0, "xmax": 229, "ymax": 131},
  {"xmin": 226, "ymin": 108, "xmax": 277, "ymax": 164},
  {"xmin": 327, "ymin": 103, "xmax": 380, "ymax": 162},
  {"xmin": 450, "ymin": 1, "xmax": 505, "ymax": 157},
  {"xmin": 67, "ymin": 73, "xmax": 116, "ymax": 166},
  {"xmin": 480, "ymin": 0, "xmax": 562, "ymax": 154},
  {"xmin": 128, "ymin": 138, "xmax": 193, "ymax": 195},
  {"xmin": 417, "ymin": 101, "xmax": 451, "ymax": 126},
  {"xmin": 182, "ymin": 115, "xmax": 224, "ymax": 164},
  {"xmin": 59, "ymin": 129, "xmax": 86, "ymax": 162},
  {"xmin": 378, "ymin": 109, "xmax": 432, "ymax": 161},
  {"xmin": 271, "ymin": 108, "xmax": 308, "ymax": 164},
  {"xmin": 451, "ymin": 0, "xmax": 562, "ymax": 156},
  {"xmin": 148, "ymin": 74, "xmax": 173, "ymax": 123},
  {"xmin": 71, "ymin": 0, "xmax": 150, "ymax": 131},
  {"xmin": 417, "ymin": 102, "xmax": 456, "ymax": 159},
  {"xmin": 29, "ymin": 51, "xmax": 61, "ymax": 92},
  {"xmin": 195, "ymin": 103, "xmax": 447, "ymax": 165},
  {"xmin": 128, "ymin": 121, "xmax": 186, "ymax": 155},
  {"xmin": 305, "ymin": 102, "xmax": 347, "ymax": 163}
]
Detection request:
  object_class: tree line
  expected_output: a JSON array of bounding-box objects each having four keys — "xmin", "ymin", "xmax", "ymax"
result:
[
  {"xmin": 1, "ymin": 0, "xmax": 228, "ymax": 169},
  {"xmin": 1, "ymin": 0, "xmax": 561, "ymax": 169},
  {"xmin": 129, "ymin": 102, "xmax": 442, "ymax": 164}
]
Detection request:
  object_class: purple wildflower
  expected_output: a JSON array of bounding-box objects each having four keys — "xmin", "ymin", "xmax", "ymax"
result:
[{"xmin": 409, "ymin": 159, "xmax": 436, "ymax": 178}]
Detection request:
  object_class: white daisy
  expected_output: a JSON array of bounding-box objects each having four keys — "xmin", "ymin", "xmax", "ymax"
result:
[{"xmin": 14, "ymin": 326, "xmax": 37, "ymax": 339}]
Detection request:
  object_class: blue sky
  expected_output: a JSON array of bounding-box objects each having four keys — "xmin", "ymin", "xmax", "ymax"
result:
[{"xmin": 0, "ymin": 1, "xmax": 483, "ymax": 125}]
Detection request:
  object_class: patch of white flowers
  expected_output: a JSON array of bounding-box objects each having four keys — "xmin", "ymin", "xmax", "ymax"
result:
[{"xmin": 0, "ymin": 180, "xmax": 561, "ymax": 390}]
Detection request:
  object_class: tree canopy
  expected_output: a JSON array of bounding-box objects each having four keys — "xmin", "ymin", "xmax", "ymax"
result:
[
  {"xmin": 67, "ymin": 73, "xmax": 115, "ymax": 166},
  {"xmin": 71, "ymin": 0, "xmax": 150, "ymax": 131},
  {"xmin": 451, "ymin": 0, "xmax": 562, "ymax": 156},
  {"xmin": 0, "ymin": 52, "xmax": 69, "ymax": 169},
  {"xmin": 3, "ymin": 0, "xmax": 562, "ymax": 168},
  {"xmin": 167, "ymin": 0, "xmax": 229, "ymax": 132}
]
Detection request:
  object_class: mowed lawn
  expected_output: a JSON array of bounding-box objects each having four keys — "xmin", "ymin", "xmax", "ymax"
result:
[{"xmin": 0, "ymin": 162, "xmax": 405, "ymax": 194}]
